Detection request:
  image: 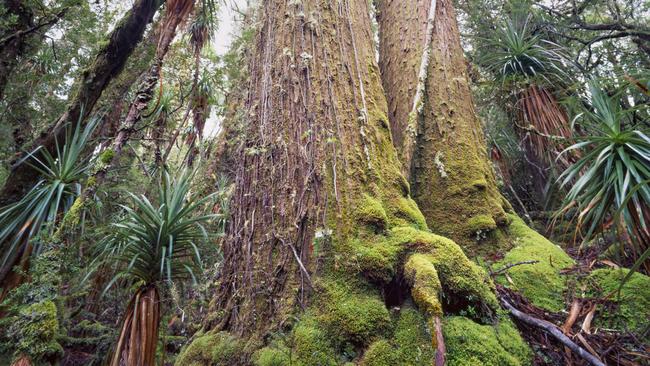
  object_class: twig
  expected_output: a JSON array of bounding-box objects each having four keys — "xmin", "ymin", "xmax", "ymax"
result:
[
  {"xmin": 501, "ymin": 298, "xmax": 606, "ymax": 366},
  {"xmin": 491, "ymin": 260, "xmax": 539, "ymax": 276},
  {"xmin": 433, "ymin": 316, "xmax": 446, "ymax": 366}
]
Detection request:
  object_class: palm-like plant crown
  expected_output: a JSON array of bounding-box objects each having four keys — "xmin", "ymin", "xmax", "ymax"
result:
[
  {"xmin": 104, "ymin": 171, "xmax": 214, "ymax": 287},
  {"xmin": 480, "ymin": 14, "xmax": 568, "ymax": 86},
  {"xmin": 558, "ymin": 83, "xmax": 650, "ymax": 251},
  {"xmin": 0, "ymin": 117, "xmax": 98, "ymax": 275}
]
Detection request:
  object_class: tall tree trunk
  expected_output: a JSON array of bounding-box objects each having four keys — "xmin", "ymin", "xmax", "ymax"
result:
[
  {"xmin": 377, "ymin": 0, "xmax": 577, "ymax": 326},
  {"xmin": 378, "ymin": 0, "xmax": 510, "ymax": 255},
  {"xmin": 0, "ymin": 0, "xmax": 35, "ymax": 101},
  {"xmin": 0, "ymin": 0, "xmax": 163, "ymax": 207},
  {"xmin": 178, "ymin": 0, "xmax": 508, "ymax": 364}
]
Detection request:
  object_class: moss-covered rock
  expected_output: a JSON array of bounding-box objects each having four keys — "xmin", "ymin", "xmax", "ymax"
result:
[
  {"xmin": 444, "ymin": 316, "xmax": 532, "ymax": 366},
  {"xmin": 361, "ymin": 340, "xmax": 399, "ymax": 365},
  {"xmin": 586, "ymin": 268, "xmax": 650, "ymax": 334},
  {"xmin": 392, "ymin": 227, "xmax": 499, "ymax": 317},
  {"xmin": 404, "ymin": 253, "xmax": 443, "ymax": 316},
  {"xmin": 175, "ymin": 331, "xmax": 243, "ymax": 366},
  {"xmin": 496, "ymin": 215, "xmax": 574, "ymax": 312}
]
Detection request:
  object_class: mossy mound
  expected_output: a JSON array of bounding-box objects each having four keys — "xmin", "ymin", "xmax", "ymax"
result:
[
  {"xmin": 443, "ymin": 316, "xmax": 532, "ymax": 366},
  {"xmin": 253, "ymin": 318, "xmax": 338, "ymax": 366},
  {"xmin": 585, "ymin": 268, "xmax": 650, "ymax": 334},
  {"xmin": 1, "ymin": 300, "xmax": 63, "ymax": 364},
  {"xmin": 174, "ymin": 330, "xmax": 244, "ymax": 366},
  {"xmin": 319, "ymin": 280, "xmax": 392, "ymax": 345},
  {"xmin": 496, "ymin": 215, "xmax": 575, "ymax": 312},
  {"xmin": 360, "ymin": 304, "xmax": 436, "ymax": 365}
]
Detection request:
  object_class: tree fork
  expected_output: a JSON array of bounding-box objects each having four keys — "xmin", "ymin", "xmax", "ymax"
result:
[{"xmin": 177, "ymin": 1, "xmax": 512, "ymax": 364}]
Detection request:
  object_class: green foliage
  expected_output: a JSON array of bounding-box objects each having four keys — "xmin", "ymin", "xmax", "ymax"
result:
[
  {"xmin": 478, "ymin": 12, "xmax": 568, "ymax": 86},
  {"xmin": 0, "ymin": 251, "xmax": 64, "ymax": 363},
  {"xmin": 558, "ymin": 82, "xmax": 650, "ymax": 261},
  {"xmin": 0, "ymin": 116, "xmax": 98, "ymax": 276},
  {"xmin": 99, "ymin": 170, "xmax": 217, "ymax": 288},
  {"xmin": 3, "ymin": 300, "xmax": 63, "ymax": 363}
]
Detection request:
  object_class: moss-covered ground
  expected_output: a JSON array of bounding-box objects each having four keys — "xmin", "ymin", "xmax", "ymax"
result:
[{"xmin": 495, "ymin": 215, "xmax": 575, "ymax": 312}]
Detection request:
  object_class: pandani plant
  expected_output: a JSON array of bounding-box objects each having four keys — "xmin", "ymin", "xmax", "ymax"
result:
[
  {"xmin": 100, "ymin": 170, "xmax": 215, "ymax": 366},
  {"xmin": 479, "ymin": 8, "xmax": 576, "ymax": 180},
  {"xmin": 185, "ymin": 1, "xmax": 218, "ymax": 167},
  {"xmin": 557, "ymin": 82, "xmax": 650, "ymax": 276},
  {"xmin": 0, "ymin": 116, "xmax": 98, "ymax": 299}
]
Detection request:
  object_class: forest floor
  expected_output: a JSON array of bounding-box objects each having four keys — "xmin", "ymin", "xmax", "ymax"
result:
[{"xmin": 496, "ymin": 222, "xmax": 650, "ymax": 366}]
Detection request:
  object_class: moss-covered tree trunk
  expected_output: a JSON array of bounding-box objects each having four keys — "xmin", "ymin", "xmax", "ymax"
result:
[
  {"xmin": 177, "ymin": 1, "xmax": 533, "ymax": 365},
  {"xmin": 377, "ymin": 0, "xmax": 576, "ymax": 316},
  {"xmin": 378, "ymin": 0, "xmax": 509, "ymax": 255}
]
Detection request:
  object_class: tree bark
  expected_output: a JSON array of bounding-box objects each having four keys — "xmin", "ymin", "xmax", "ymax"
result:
[
  {"xmin": 0, "ymin": 0, "xmax": 35, "ymax": 101},
  {"xmin": 378, "ymin": 0, "xmax": 510, "ymax": 254},
  {"xmin": 110, "ymin": 285, "xmax": 161, "ymax": 366},
  {"xmin": 79, "ymin": 0, "xmax": 194, "ymax": 202},
  {"xmin": 181, "ymin": 0, "xmax": 499, "ymax": 363},
  {"xmin": 0, "ymin": 0, "xmax": 163, "ymax": 207}
]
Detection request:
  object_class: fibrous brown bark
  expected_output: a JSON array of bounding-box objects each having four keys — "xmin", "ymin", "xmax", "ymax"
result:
[
  {"xmin": 83, "ymin": 0, "xmax": 194, "ymax": 197},
  {"xmin": 376, "ymin": 0, "xmax": 431, "ymax": 155},
  {"xmin": 0, "ymin": 0, "xmax": 163, "ymax": 206},
  {"xmin": 109, "ymin": 285, "xmax": 161, "ymax": 366},
  {"xmin": 378, "ymin": 0, "xmax": 510, "ymax": 254}
]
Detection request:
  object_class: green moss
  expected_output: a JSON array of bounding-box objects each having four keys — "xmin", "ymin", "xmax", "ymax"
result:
[
  {"xmin": 392, "ymin": 227, "xmax": 499, "ymax": 317},
  {"xmin": 291, "ymin": 321, "xmax": 338, "ymax": 365},
  {"xmin": 444, "ymin": 316, "xmax": 532, "ymax": 366},
  {"xmin": 85, "ymin": 175, "xmax": 97, "ymax": 187},
  {"xmin": 174, "ymin": 331, "xmax": 243, "ymax": 366},
  {"xmin": 346, "ymin": 237, "xmax": 402, "ymax": 283},
  {"xmin": 495, "ymin": 215, "xmax": 574, "ymax": 311},
  {"xmin": 466, "ymin": 214, "xmax": 497, "ymax": 238},
  {"xmin": 354, "ymin": 194, "xmax": 389, "ymax": 232},
  {"xmin": 253, "ymin": 346, "xmax": 291, "ymax": 366},
  {"xmin": 360, "ymin": 305, "xmax": 436, "ymax": 365},
  {"xmin": 393, "ymin": 306, "xmax": 436, "ymax": 364},
  {"xmin": 4, "ymin": 300, "xmax": 63, "ymax": 363},
  {"xmin": 361, "ymin": 340, "xmax": 398, "ymax": 365},
  {"xmin": 586, "ymin": 268, "xmax": 650, "ymax": 334},
  {"xmin": 98, "ymin": 148, "xmax": 115, "ymax": 165},
  {"xmin": 320, "ymin": 280, "xmax": 391, "ymax": 345},
  {"xmin": 252, "ymin": 319, "xmax": 337, "ymax": 366},
  {"xmin": 385, "ymin": 196, "xmax": 428, "ymax": 230},
  {"xmin": 404, "ymin": 253, "xmax": 443, "ymax": 316},
  {"xmin": 53, "ymin": 196, "xmax": 86, "ymax": 240}
]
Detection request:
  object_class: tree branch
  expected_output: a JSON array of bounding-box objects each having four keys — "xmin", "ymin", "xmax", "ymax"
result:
[{"xmin": 501, "ymin": 298, "xmax": 606, "ymax": 366}]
